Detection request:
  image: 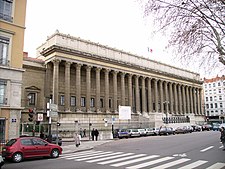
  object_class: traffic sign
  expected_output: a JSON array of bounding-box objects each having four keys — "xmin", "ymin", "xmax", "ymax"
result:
[
  {"xmin": 50, "ymin": 111, "xmax": 58, "ymax": 117},
  {"xmin": 50, "ymin": 104, "xmax": 58, "ymax": 111},
  {"xmin": 37, "ymin": 114, "xmax": 43, "ymax": 121}
]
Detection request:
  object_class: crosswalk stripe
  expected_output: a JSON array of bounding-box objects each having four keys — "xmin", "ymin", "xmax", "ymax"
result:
[
  {"xmin": 98, "ymin": 154, "xmax": 147, "ymax": 165},
  {"xmin": 61, "ymin": 150, "xmax": 102, "ymax": 158},
  {"xmin": 87, "ymin": 153, "xmax": 134, "ymax": 163},
  {"xmin": 206, "ymin": 162, "xmax": 225, "ymax": 169},
  {"xmin": 110, "ymin": 155, "xmax": 159, "ymax": 167},
  {"xmin": 66, "ymin": 151, "xmax": 113, "ymax": 160},
  {"xmin": 126, "ymin": 156, "xmax": 174, "ymax": 169},
  {"xmin": 75, "ymin": 152, "xmax": 123, "ymax": 161},
  {"xmin": 150, "ymin": 158, "xmax": 190, "ymax": 169},
  {"xmin": 178, "ymin": 160, "xmax": 208, "ymax": 169},
  {"xmin": 200, "ymin": 146, "xmax": 214, "ymax": 152}
]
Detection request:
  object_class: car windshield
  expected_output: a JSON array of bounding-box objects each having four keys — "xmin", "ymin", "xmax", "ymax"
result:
[
  {"xmin": 120, "ymin": 129, "xmax": 127, "ymax": 132},
  {"xmin": 6, "ymin": 139, "xmax": 17, "ymax": 146}
]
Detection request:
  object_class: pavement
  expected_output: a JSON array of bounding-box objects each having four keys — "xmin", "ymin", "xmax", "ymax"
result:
[{"xmin": 61, "ymin": 137, "xmax": 114, "ymax": 154}]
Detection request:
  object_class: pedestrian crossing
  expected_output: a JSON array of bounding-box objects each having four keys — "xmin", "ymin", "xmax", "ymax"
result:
[{"xmin": 59, "ymin": 150, "xmax": 225, "ymax": 169}]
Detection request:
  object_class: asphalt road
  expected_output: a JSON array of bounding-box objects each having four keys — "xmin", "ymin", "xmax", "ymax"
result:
[{"xmin": 3, "ymin": 131, "xmax": 225, "ymax": 169}]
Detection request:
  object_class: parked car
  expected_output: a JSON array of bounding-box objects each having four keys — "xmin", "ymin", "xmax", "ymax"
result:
[
  {"xmin": 128, "ymin": 129, "xmax": 140, "ymax": 137},
  {"xmin": 175, "ymin": 126, "xmax": 187, "ymax": 134},
  {"xmin": 2, "ymin": 136, "xmax": 62, "ymax": 163},
  {"xmin": 138, "ymin": 129, "xmax": 147, "ymax": 136},
  {"xmin": 153, "ymin": 127, "xmax": 160, "ymax": 135},
  {"xmin": 183, "ymin": 126, "xmax": 193, "ymax": 133},
  {"xmin": 118, "ymin": 129, "xmax": 129, "ymax": 139},
  {"xmin": 158, "ymin": 127, "xmax": 175, "ymax": 136},
  {"xmin": 202, "ymin": 124, "xmax": 212, "ymax": 131},
  {"xmin": 219, "ymin": 123, "xmax": 225, "ymax": 130},
  {"xmin": 212, "ymin": 123, "xmax": 220, "ymax": 131},
  {"xmin": 0, "ymin": 154, "xmax": 4, "ymax": 168},
  {"xmin": 191, "ymin": 124, "xmax": 202, "ymax": 132},
  {"xmin": 145, "ymin": 128, "xmax": 155, "ymax": 136}
]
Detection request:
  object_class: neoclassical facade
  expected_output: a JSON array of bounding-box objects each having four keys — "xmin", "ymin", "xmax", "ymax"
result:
[{"xmin": 22, "ymin": 31, "xmax": 204, "ymax": 136}]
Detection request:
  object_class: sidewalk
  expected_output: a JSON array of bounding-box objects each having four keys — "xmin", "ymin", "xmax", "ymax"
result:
[{"xmin": 61, "ymin": 137, "xmax": 114, "ymax": 154}]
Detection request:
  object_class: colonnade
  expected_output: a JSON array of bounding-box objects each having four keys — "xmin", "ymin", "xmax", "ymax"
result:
[{"xmin": 49, "ymin": 59, "xmax": 203, "ymax": 116}]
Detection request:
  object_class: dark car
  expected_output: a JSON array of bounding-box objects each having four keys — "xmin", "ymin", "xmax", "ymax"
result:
[
  {"xmin": 50, "ymin": 134, "xmax": 62, "ymax": 146},
  {"xmin": 175, "ymin": 126, "xmax": 187, "ymax": 134},
  {"xmin": 118, "ymin": 129, "xmax": 129, "ymax": 139},
  {"xmin": 159, "ymin": 127, "xmax": 175, "ymax": 135},
  {"xmin": 202, "ymin": 124, "xmax": 212, "ymax": 131},
  {"xmin": 2, "ymin": 137, "xmax": 62, "ymax": 163},
  {"xmin": 212, "ymin": 123, "xmax": 220, "ymax": 131}
]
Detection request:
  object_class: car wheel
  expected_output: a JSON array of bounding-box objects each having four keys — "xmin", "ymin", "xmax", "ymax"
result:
[
  {"xmin": 58, "ymin": 142, "xmax": 62, "ymax": 146},
  {"xmin": 51, "ymin": 149, "xmax": 60, "ymax": 158},
  {"xmin": 12, "ymin": 152, "xmax": 23, "ymax": 163}
]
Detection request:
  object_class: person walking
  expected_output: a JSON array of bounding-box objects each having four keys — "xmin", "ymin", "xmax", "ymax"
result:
[
  {"xmin": 220, "ymin": 127, "xmax": 225, "ymax": 150},
  {"xmin": 91, "ymin": 128, "xmax": 95, "ymax": 141},
  {"xmin": 94, "ymin": 129, "xmax": 99, "ymax": 141},
  {"xmin": 83, "ymin": 129, "xmax": 86, "ymax": 137},
  {"xmin": 74, "ymin": 132, "xmax": 81, "ymax": 147}
]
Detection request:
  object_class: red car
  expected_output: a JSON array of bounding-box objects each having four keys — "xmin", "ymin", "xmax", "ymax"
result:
[{"xmin": 2, "ymin": 136, "xmax": 62, "ymax": 163}]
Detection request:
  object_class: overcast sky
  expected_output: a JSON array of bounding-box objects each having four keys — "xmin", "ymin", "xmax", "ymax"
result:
[{"xmin": 23, "ymin": 0, "xmax": 224, "ymax": 78}]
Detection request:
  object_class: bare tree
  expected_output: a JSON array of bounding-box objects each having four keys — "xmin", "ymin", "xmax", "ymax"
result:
[{"xmin": 139, "ymin": 0, "xmax": 225, "ymax": 70}]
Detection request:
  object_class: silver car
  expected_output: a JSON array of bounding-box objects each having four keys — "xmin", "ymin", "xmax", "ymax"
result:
[{"xmin": 128, "ymin": 129, "xmax": 140, "ymax": 137}]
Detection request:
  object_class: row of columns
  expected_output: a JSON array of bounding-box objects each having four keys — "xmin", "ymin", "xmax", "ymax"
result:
[{"xmin": 50, "ymin": 60, "xmax": 203, "ymax": 115}]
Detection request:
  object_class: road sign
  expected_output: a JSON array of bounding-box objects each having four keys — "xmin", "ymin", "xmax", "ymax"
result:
[
  {"xmin": 50, "ymin": 111, "xmax": 58, "ymax": 117},
  {"xmin": 50, "ymin": 104, "xmax": 58, "ymax": 111},
  {"xmin": 37, "ymin": 114, "xmax": 43, "ymax": 121}
]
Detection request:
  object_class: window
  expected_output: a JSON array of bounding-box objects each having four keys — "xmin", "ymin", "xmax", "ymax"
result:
[
  {"xmin": 21, "ymin": 139, "xmax": 33, "ymax": 146},
  {"xmin": 210, "ymin": 97, "xmax": 212, "ymax": 101},
  {"xmin": 214, "ymin": 96, "xmax": 217, "ymax": 101},
  {"xmin": 218, "ymin": 89, "xmax": 221, "ymax": 93},
  {"xmin": 205, "ymin": 84, "xmax": 207, "ymax": 88},
  {"xmin": 213, "ymin": 83, "xmax": 215, "ymax": 87},
  {"xmin": 219, "ymin": 96, "xmax": 222, "ymax": 100},
  {"xmin": 0, "ymin": 36, "xmax": 9, "ymax": 65},
  {"xmin": 32, "ymin": 138, "xmax": 46, "ymax": 145},
  {"xmin": 0, "ymin": 0, "xmax": 13, "ymax": 22},
  {"xmin": 100, "ymin": 98, "xmax": 104, "ymax": 108},
  {"xmin": 206, "ymin": 97, "xmax": 208, "ymax": 101},
  {"xmin": 209, "ymin": 84, "xmax": 211, "ymax": 88},
  {"xmin": 70, "ymin": 96, "xmax": 76, "ymax": 106},
  {"xmin": 218, "ymin": 82, "xmax": 221, "ymax": 86},
  {"xmin": 215, "ymin": 103, "xmax": 217, "ymax": 108},
  {"xmin": 81, "ymin": 97, "xmax": 85, "ymax": 107},
  {"xmin": 210, "ymin": 103, "xmax": 213, "ymax": 108},
  {"xmin": 28, "ymin": 93, "xmax": 35, "ymax": 106},
  {"xmin": 206, "ymin": 104, "xmax": 209, "ymax": 109},
  {"xmin": 220, "ymin": 103, "xmax": 223, "ymax": 108},
  {"xmin": 60, "ymin": 95, "xmax": 65, "ymax": 106},
  {"xmin": 0, "ymin": 80, "xmax": 6, "ymax": 105},
  {"xmin": 90, "ymin": 98, "xmax": 95, "ymax": 107}
]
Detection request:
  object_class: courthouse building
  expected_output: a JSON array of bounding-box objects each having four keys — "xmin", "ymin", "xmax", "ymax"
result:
[{"xmin": 21, "ymin": 31, "xmax": 204, "ymax": 137}]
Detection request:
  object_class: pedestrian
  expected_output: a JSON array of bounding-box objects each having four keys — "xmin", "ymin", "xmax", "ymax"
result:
[
  {"xmin": 40, "ymin": 132, "xmax": 44, "ymax": 139},
  {"xmin": 91, "ymin": 128, "xmax": 95, "ymax": 141},
  {"xmin": 220, "ymin": 127, "xmax": 225, "ymax": 150},
  {"xmin": 80, "ymin": 128, "xmax": 83, "ymax": 138},
  {"xmin": 94, "ymin": 129, "xmax": 99, "ymax": 141},
  {"xmin": 83, "ymin": 129, "xmax": 86, "ymax": 137},
  {"xmin": 74, "ymin": 132, "xmax": 81, "ymax": 147}
]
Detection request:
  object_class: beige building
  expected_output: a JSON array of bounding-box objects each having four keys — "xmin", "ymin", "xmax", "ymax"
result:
[
  {"xmin": 0, "ymin": 0, "xmax": 27, "ymax": 141},
  {"xmin": 21, "ymin": 31, "xmax": 204, "ymax": 138}
]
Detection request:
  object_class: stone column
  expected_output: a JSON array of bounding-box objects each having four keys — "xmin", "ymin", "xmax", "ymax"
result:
[
  {"xmin": 182, "ymin": 85, "xmax": 186, "ymax": 115},
  {"xmin": 197, "ymin": 88, "xmax": 200, "ymax": 115},
  {"xmin": 113, "ymin": 70, "xmax": 118, "ymax": 113},
  {"xmin": 190, "ymin": 87, "xmax": 194, "ymax": 114},
  {"xmin": 141, "ymin": 76, "xmax": 147, "ymax": 116},
  {"xmin": 104, "ymin": 69, "xmax": 110, "ymax": 113},
  {"xmin": 186, "ymin": 86, "xmax": 190, "ymax": 114},
  {"xmin": 147, "ymin": 78, "xmax": 152, "ymax": 113},
  {"xmin": 121, "ymin": 72, "xmax": 126, "ymax": 106},
  {"xmin": 96, "ymin": 67, "xmax": 101, "ymax": 113},
  {"xmin": 135, "ymin": 75, "xmax": 140, "ymax": 114},
  {"xmin": 178, "ymin": 84, "xmax": 182, "ymax": 114},
  {"xmin": 193, "ymin": 87, "xmax": 197, "ymax": 114},
  {"xmin": 159, "ymin": 80, "xmax": 163, "ymax": 113},
  {"xmin": 52, "ymin": 59, "xmax": 60, "ymax": 105},
  {"xmin": 75, "ymin": 63, "xmax": 82, "ymax": 112},
  {"xmin": 154, "ymin": 79, "xmax": 159, "ymax": 112},
  {"xmin": 174, "ymin": 83, "xmax": 178, "ymax": 114},
  {"xmin": 199, "ymin": 88, "xmax": 203, "ymax": 115},
  {"xmin": 164, "ymin": 81, "xmax": 169, "ymax": 114},
  {"xmin": 86, "ymin": 65, "xmax": 92, "ymax": 112},
  {"xmin": 65, "ymin": 61, "xmax": 71, "ymax": 111},
  {"xmin": 128, "ymin": 74, "xmax": 133, "ymax": 110},
  {"xmin": 169, "ymin": 82, "xmax": 173, "ymax": 114}
]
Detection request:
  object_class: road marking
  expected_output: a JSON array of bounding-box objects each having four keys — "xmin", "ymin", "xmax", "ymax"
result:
[
  {"xmin": 98, "ymin": 154, "xmax": 146, "ymax": 165},
  {"xmin": 76, "ymin": 152, "xmax": 123, "ymax": 161},
  {"xmin": 60, "ymin": 150, "xmax": 102, "ymax": 158},
  {"xmin": 173, "ymin": 153, "xmax": 187, "ymax": 157},
  {"xmin": 66, "ymin": 151, "xmax": 113, "ymax": 160},
  {"xmin": 110, "ymin": 155, "xmax": 159, "ymax": 167},
  {"xmin": 200, "ymin": 146, "xmax": 214, "ymax": 152},
  {"xmin": 150, "ymin": 158, "xmax": 190, "ymax": 169},
  {"xmin": 206, "ymin": 162, "xmax": 225, "ymax": 169},
  {"xmin": 87, "ymin": 153, "xmax": 134, "ymax": 163},
  {"xmin": 219, "ymin": 145, "xmax": 223, "ymax": 149},
  {"xmin": 178, "ymin": 160, "xmax": 208, "ymax": 169},
  {"xmin": 126, "ymin": 157, "xmax": 174, "ymax": 169}
]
